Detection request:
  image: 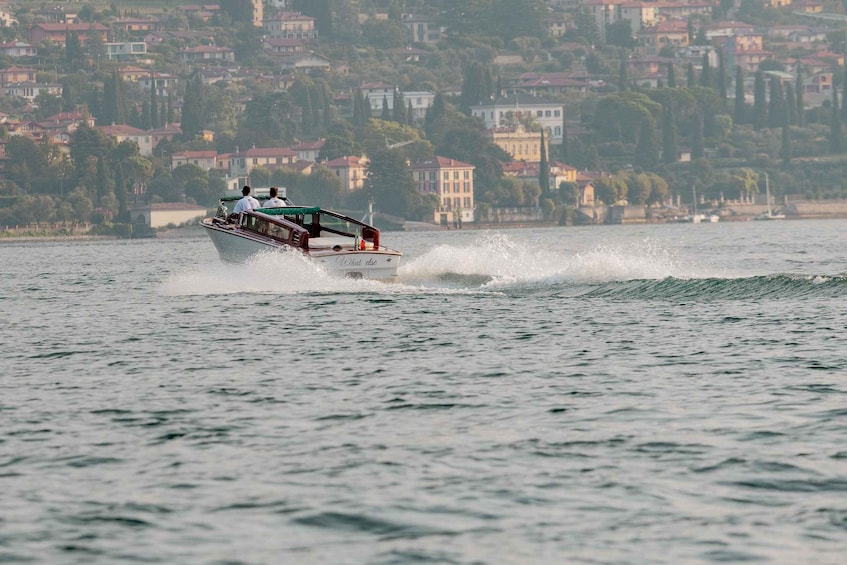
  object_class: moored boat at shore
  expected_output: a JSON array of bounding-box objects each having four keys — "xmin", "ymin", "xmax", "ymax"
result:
[{"xmin": 201, "ymin": 195, "xmax": 402, "ymax": 281}]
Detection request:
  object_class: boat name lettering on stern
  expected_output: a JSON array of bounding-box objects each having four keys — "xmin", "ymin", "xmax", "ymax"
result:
[{"xmin": 334, "ymin": 256, "xmax": 381, "ymax": 267}]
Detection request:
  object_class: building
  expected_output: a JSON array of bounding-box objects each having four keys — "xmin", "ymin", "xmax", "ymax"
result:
[
  {"xmin": 172, "ymin": 150, "xmax": 219, "ymax": 171},
  {"xmin": 488, "ymin": 125, "xmax": 542, "ymax": 162},
  {"xmin": 0, "ymin": 41, "xmax": 37, "ymax": 58},
  {"xmin": 0, "ymin": 67, "xmax": 37, "ymax": 86},
  {"xmin": 401, "ymin": 14, "xmax": 441, "ymax": 44},
  {"xmin": 105, "ymin": 42, "xmax": 148, "ymax": 61},
  {"xmin": 136, "ymin": 73, "xmax": 179, "ymax": 96},
  {"xmin": 263, "ymin": 12, "xmax": 318, "ymax": 41},
  {"xmin": 410, "ymin": 156, "xmax": 476, "ymax": 225},
  {"xmin": 229, "ymin": 147, "xmax": 298, "ymax": 179},
  {"xmin": 111, "ymin": 17, "xmax": 162, "ymax": 33},
  {"xmin": 636, "ymin": 19, "xmax": 689, "ymax": 56},
  {"xmin": 28, "ymin": 23, "xmax": 109, "ymax": 45},
  {"xmin": 324, "ymin": 155, "xmax": 368, "ymax": 192},
  {"xmin": 5, "ymin": 82, "xmax": 61, "ymax": 102},
  {"xmin": 131, "ymin": 203, "xmax": 207, "ymax": 228},
  {"xmin": 292, "ymin": 139, "xmax": 324, "ymax": 162},
  {"xmin": 179, "ymin": 45, "xmax": 235, "ymax": 63},
  {"xmin": 470, "ymin": 94, "xmax": 565, "ymax": 145},
  {"xmin": 97, "ymin": 124, "xmax": 153, "ymax": 156}
]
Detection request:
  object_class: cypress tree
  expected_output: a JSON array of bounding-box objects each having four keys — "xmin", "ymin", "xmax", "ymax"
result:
[
  {"xmin": 717, "ymin": 50, "xmax": 727, "ymax": 107},
  {"xmin": 407, "ymin": 100, "xmax": 413, "ymax": 126},
  {"xmin": 661, "ymin": 101, "xmax": 677, "ymax": 164},
  {"xmin": 560, "ymin": 116, "xmax": 570, "ymax": 162},
  {"xmin": 796, "ymin": 66, "xmax": 805, "ymax": 127},
  {"xmin": 734, "ymin": 66, "xmax": 745, "ymax": 124},
  {"xmin": 619, "ymin": 58, "xmax": 628, "ymax": 91},
  {"xmin": 150, "ymin": 76, "xmax": 158, "ymax": 129},
  {"xmin": 539, "ymin": 129, "xmax": 550, "ymax": 198},
  {"xmin": 635, "ymin": 117, "xmax": 659, "ymax": 169},
  {"xmin": 692, "ymin": 109, "xmax": 704, "ymax": 160},
  {"xmin": 768, "ymin": 79, "xmax": 785, "ymax": 128},
  {"xmin": 167, "ymin": 90, "xmax": 174, "ymax": 124},
  {"xmin": 381, "ymin": 95, "xmax": 390, "ymax": 120},
  {"xmin": 779, "ymin": 124, "xmax": 792, "ymax": 166},
  {"xmin": 667, "ymin": 63, "xmax": 676, "ymax": 88},
  {"xmin": 842, "ymin": 66, "xmax": 847, "ymax": 121},
  {"xmin": 699, "ymin": 52, "xmax": 713, "ymax": 89},
  {"xmin": 687, "ymin": 63, "xmax": 696, "ymax": 88},
  {"xmin": 785, "ymin": 85, "xmax": 796, "ymax": 126},
  {"xmin": 392, "ymin": 88, "xmax": 404, "ymax": 123},
  {"xmin": 830, "ymin": 85, "xmax": 843, "ymax": 153},
  {"xmin": 753, "ymin": 70, "xmax": 766, "ymax": 130}
]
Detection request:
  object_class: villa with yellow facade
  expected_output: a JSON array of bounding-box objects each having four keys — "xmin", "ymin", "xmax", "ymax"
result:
[{"xmin": 410, "ymin": 156, "xmax": 475, "ymax": 226}]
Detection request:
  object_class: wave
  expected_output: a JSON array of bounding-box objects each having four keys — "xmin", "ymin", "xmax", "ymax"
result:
[
  {"xmin": 163, "ymin": 233, "xmax": 845, "ymax": 297},
  {"xmin": 579, "ymin": 274, "xmax": 847, "ymax": 301}
]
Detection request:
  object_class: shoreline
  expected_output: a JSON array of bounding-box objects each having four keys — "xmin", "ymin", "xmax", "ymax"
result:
[{"xmin": 2, "ymin": 214, "xmax": 846, "ymax": 242}]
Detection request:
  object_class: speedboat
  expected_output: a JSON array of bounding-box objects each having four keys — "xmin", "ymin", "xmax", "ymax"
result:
[{"xmin": 201, "ymin": 195, "xmax": 402, "ymax": 281}]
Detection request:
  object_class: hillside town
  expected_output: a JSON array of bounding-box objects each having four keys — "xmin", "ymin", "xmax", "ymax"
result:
[{"xmin": 2, "ymin": 0, "xmax": 847, "ymax": 235}]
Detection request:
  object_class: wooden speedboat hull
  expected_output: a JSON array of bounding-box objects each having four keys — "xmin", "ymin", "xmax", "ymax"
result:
[{"xmin": 201, "ymin": 219, "xmax": 401, "ymax": 281}]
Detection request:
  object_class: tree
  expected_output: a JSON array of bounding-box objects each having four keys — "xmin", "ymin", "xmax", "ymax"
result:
[
  {"xmin": 606, "ymin": 20, "xmax": 634, "ymax": 48},
  {"xmin": 717, "ymin": 50, "xmax": 727, "ymax": 108},
  {"xmin": 392, "ymin": 89, "xmax": 405, "ymax": 123},
  {"xmin": 753, "ymin": 70, "xmax": 766, "ymax": 130},
  {"xmin": 785, "ymin": 86, "xmax": 796, "ymax": 126},
  {"xmin": 460, "ymin": 62, "xmax": 493, "ymax": 111},
  {"xmin": 779, "ymin": 124, "xmax": 792, "ymax": 166},
  {"xmin": 687, "ymin": 63, "xmax": 696, "ymax": 89},
  {"xmin": 150, "ymin": 76, "xmax": 159, "ymax": 129},
  {"xmin": 734, "ymin": 66, "xmax": 746, "ymax": 124},
  {"xmin": 830, "ymin": 85, "xmax": 843, "ymax": 153},
  {"xmin": 768, "ymin": 78, "xmax": 786, "ymax": 128},
  {"xmin": 538, "ymin": 129, "xmax": 550, "ymax": 198},
  {"xmin": 691, "ymin": 109, "xmax": 704, "ymax": 160},
  {"xmin": 364, "ymin": 148, "xmax": 419, "ymax": 217},
  {"xmin": 619, "ymin": 58, "xmax": 628, "ymax": 91},
  {"xmin": 560, "ymin": 117, "xmax": 570, "ymax": 162},
  {"xmin": 318, "ymin": 135, "xmax": 362, "ymax": 162},
  {"xmin": 635, "ymin": 117, "xmax": 659, "ymax": 169},
  {"xmin": 65, "ymin": 32, "xmax": 83, "ymax": 70},
  {"xmin": 381, "ymin": 95, "xmax": 391, "ymax": 120},
  {"xmin": 661, "ymin": 101, "xmax": 677, "ymax": 164},
  {"xmin": 668, "ymin": 63, "xmax": 676, "ymax": 88},
  {"xmin": 180, "ymin": 74, "xmax": 204, "ymax": 140},
  {"xmin": 796, "ymin": 65, "xmax": 805, "ymax": 127},
  {"xmin": 699, "ymin": 53, "xmax": 713, "ymax": 90}
]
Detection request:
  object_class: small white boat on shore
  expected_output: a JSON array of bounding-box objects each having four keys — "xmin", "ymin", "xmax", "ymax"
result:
[{"xmin": 201, "ymin": 195, "xmax": 402, "ymax": 281}]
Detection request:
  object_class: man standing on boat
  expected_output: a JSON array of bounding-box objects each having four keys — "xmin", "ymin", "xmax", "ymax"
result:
[
  {"xmin": 264, "ymin": 187, "xmax": 285, "ymax": 208},
  {"xmin": 233, "ymin": 185, "xmax": 260, "ymax": 213}
]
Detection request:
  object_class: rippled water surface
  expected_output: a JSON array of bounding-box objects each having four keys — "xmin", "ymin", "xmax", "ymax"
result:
[{"xmin": 2, "ymin": 220, "xmax": 847, "ymax": 564}]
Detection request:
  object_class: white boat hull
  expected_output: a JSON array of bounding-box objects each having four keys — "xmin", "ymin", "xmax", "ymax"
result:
[{"xmin": 202, "ymin": 220, "xmax": 401, "ymax": 281}]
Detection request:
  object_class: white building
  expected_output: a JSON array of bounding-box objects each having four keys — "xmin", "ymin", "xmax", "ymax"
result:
[{"xmin": 470, "ymin": 94, "xmax": 564, "ymax": 145}]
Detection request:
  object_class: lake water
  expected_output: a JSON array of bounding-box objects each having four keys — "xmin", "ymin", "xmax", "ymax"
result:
[{"xmin": 2, "ymin": 220, "xmax": 846, "ymax": 564}]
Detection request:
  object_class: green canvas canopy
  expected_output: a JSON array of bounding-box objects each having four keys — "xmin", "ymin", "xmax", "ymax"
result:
[{"xmin": 255, "ymin": 207, "xmax": 321, "ymax": 216}]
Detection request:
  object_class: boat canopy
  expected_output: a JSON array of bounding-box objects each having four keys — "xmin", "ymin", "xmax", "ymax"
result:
[{"xmin": 256, "ymin": 207, "xmax": 321, "ymax": 215}]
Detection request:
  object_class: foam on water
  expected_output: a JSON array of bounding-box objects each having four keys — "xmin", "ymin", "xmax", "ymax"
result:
[
  {"xmin": 398, "ymin": 232, "xmax": 722, "ymax": 288},
  {"xmin": 162, "ymin": 233, "xmax": 730, "ymax": 296}
]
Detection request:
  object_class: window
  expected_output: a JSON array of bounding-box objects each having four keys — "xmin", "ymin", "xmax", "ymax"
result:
[
  {"xmin": 554, "ymin": 127, "xmax": 561, "ymax": 136},
  {"xmin": 545, "ymin": 110, "xmax": 551, "ymax": 117},
  {"xmin": 554, "ymin": 110, "xmax": 560, "ymax": 117},
  {"xmin": 453, "ymin": 171, "xmax": 459, "ymax": 180},
  {"xmin": 443, "ymin": 171, "xmax": 449, "ymax": 180},
  {"xmin": 464, "ymin": 182, "xmax": 470, "ymax": 192},
  {"xmin": 464, "ymin": 197, "xmax": 471, "ymax": 208},
  {"xmin": 536, "ymin": 110, "xmax": 542, "ymax": 117},
  {"xmin": 464, "ymin": 171, "xmax": 469, "ymax": 180}
]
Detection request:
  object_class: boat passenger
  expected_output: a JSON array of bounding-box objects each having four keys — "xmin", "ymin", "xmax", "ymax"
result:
[
  {"xmin": 233, "ymin": 185, "xmax": 260, "ymax": 213},
  {"xmin": 264, "ymin": 187, "xmax": 286, "ymax": 208}
]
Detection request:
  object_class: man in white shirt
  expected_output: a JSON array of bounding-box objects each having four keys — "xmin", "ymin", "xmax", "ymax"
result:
[
  {"xmin": 233, "ymin": 185, "xmax": 260, "ymax": 213},
  {"xmin": 264, "ymin": 186, "xmax": 286, "ymax": 208}
]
